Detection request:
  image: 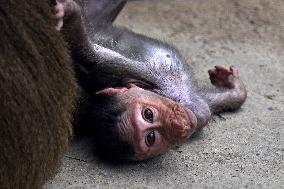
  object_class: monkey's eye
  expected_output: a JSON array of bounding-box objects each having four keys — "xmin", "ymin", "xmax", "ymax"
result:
[
  {"xmin": 142, "ymin": 108, "xmax": 154, "ymax": 123},
  {"xmin": 145, "ymin": 130, "xmax": 156, "ymax": 147}
]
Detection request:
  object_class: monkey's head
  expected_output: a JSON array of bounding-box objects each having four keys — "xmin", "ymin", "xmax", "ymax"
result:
[{"xmin": 91, "ymin": 86, "xmax": 197, "ymax": 161}]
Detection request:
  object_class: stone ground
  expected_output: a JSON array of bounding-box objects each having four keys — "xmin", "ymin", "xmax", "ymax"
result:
[{"xmin": 45, "ymin": 0, "xmax": 284, "ymax": 188}]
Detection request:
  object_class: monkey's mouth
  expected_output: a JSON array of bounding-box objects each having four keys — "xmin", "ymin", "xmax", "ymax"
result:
[
  {"xmin": 186, "ymin": 109, "xmax": 197, "ymax": 129},
  {"xmin": 184, "ymin": 108, "xmax": 197, "ymax": 137},
  {"xmin": 168, "ymin": 106, "xmax": 197, "ymax": 142}
]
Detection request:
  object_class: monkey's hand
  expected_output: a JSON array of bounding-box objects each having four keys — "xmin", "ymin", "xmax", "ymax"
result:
[
  {"xmin": 206, "ymin": 65, "xmax": 247, "ymax": 113},
  {"xmin": 53, "ymin": 0, "xmax": 65, "ymax": 31},
  {"xmin": 208, "ymin": 65, "xmax": 239, "ymax": 89},
  {"xmin": 53, "ymin": 0, "xmax": 80, "ymax": 31}
]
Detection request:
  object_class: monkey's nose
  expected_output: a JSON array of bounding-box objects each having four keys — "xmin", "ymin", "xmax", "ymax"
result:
[{"xmin": 176, "ymin": 107, "xmax": 197, "ymax": 139}]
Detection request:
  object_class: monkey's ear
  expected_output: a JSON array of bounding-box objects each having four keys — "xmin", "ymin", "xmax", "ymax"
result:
[{"xmin": 95, "ymin": 87, "xmax": 129, "ymax": 96}]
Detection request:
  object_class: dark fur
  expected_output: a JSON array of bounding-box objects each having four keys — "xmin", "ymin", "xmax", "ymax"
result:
[
  {"xmin": 74, "ymin": 94, "xmax": 135, "ymax": 160},
  {"xmin": 0, "ymin": 0, "xmax": 77, "ymax": 188}
]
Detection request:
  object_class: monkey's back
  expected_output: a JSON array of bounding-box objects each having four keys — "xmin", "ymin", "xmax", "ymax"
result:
[{"xmin": 0, "ymin": 1, "xmax": 77, "ymax": 188}]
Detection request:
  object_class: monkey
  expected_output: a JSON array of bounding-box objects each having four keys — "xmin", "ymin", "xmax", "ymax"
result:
[
  {"xmin": 59, "ymin": 0, "xmax": 247, "ymax": 161},
  {"xmin": 0, "ymin": 0, "xmax": 77, "ymax": 188}
]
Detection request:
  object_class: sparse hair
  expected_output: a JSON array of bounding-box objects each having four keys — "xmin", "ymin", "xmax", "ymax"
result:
[{"xmin": 75, "ymin": 94, "xmax": 135, "ymax": 161}]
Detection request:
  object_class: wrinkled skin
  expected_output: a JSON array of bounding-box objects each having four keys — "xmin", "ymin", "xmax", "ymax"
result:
[{"xmin": 57, "ymin": 0, "xmax": 247, "ymax": 160}]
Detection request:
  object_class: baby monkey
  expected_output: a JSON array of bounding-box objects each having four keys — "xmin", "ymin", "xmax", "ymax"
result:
[{"xmin": 57, "ymin": 0, "xmax": 247, "ymax": 161}]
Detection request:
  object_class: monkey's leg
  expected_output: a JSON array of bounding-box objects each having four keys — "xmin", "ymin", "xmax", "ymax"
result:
[
  {"xmin": 204, "ymin": 65, "xmax": 247, "ymax": 113},
  {"xmin": 87, "ymin": 0, "xmax": 127, "ymax": 26}
]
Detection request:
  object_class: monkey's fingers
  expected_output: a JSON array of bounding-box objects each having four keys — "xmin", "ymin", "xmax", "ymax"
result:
[
  {"xmin": 209, "ymin": 70, "xmax": 224, "ymax": 86},
  {"xmin": 214, "ymin": 65, "xmax": 228, "ymax": 71},
  {"xmin": 229, "ymin": 66, "xmax": 239, "ymax": 78},
  {"xmin": 61, "ymin": 0, "xmax": 80, "ymax": 17},
  {"xmin": 215, "ymin": 65, "xmax": 233, "ymax": 75},
  {"xmin": 208, "ymin": 65, "xmax": 236, "ymax": 88},
  {"xmin": 53, "ymin": 1, "xmax": 65, "ymax": 31},
  {"xmin": 54, "ymin": 3, "xmax": 64, "ymax": 19}
]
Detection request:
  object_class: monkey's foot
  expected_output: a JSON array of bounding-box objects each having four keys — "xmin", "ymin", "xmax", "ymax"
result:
[{"xmin": 208, "ymin": 65, "xmax": 239, "ymax": 89}]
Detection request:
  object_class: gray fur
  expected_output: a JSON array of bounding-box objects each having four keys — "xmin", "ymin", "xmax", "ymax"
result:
[{"xmin": 63, "ymin": 0, "xmax": 245, "ymax": 130}]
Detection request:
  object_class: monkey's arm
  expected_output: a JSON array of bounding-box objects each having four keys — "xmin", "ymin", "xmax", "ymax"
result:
[
  {"xmin": 87, "ymin": 44, "xmax": 161, "ymax": 90},
  {"xmin": 60, "ymin": 0, "xmax": 127, "ymax": 46},
  {"xmin": 57, "ymin": 0, "xmax": 111, "ymax": 91},
  {"xmin": 58, "ymin": 0, "xmax": 91, "ymax": 59},
  {"xmin": 87, "ymin": 0, "xmax": 127, "ymax": 26},
  {"xmin": 58, "ymin": 0, "xmax": 159, "ymax": 92},
  {"xmin": 201, "ymin": 65, "xmax": 247, "ymax": 113}
]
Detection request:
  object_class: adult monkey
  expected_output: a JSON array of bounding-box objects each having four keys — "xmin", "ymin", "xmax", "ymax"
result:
[
  {"xmin": 60, "ymin": 0, "xmax": 247, "ymax": 160},
  {"xmin": 0, "ymin": 0, "xmax": 76, "ymax": 188}
]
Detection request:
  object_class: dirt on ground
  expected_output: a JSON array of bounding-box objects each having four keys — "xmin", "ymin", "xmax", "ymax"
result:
[{"xmin": 45, "ymin": 0, "xmax": 284, "ymax": 188}]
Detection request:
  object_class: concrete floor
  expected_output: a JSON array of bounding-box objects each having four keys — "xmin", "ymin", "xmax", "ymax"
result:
[{"xmin": 45, "ymin": 0, "xmax": 284, "ymax": 188}]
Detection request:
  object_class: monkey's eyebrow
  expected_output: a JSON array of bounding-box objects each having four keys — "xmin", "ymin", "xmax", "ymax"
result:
[{"xmin": 145, "ymin": 125, "xmax": 164, "ymax": 132}]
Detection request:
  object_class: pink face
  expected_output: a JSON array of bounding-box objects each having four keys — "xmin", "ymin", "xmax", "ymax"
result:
[{"xmin": 116, "ymin": 87, "xmax": 197, "ymax": 160}]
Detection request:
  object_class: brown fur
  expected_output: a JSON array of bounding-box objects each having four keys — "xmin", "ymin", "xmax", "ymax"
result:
[{"xmin": 0, "ymin": 0, "xmax": 77, "ymax": 188}]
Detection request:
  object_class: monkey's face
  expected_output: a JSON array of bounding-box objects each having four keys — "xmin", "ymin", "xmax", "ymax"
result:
[{"xmin": 116, "ymin": 87, "xmax": 197, "ymax": 160}]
